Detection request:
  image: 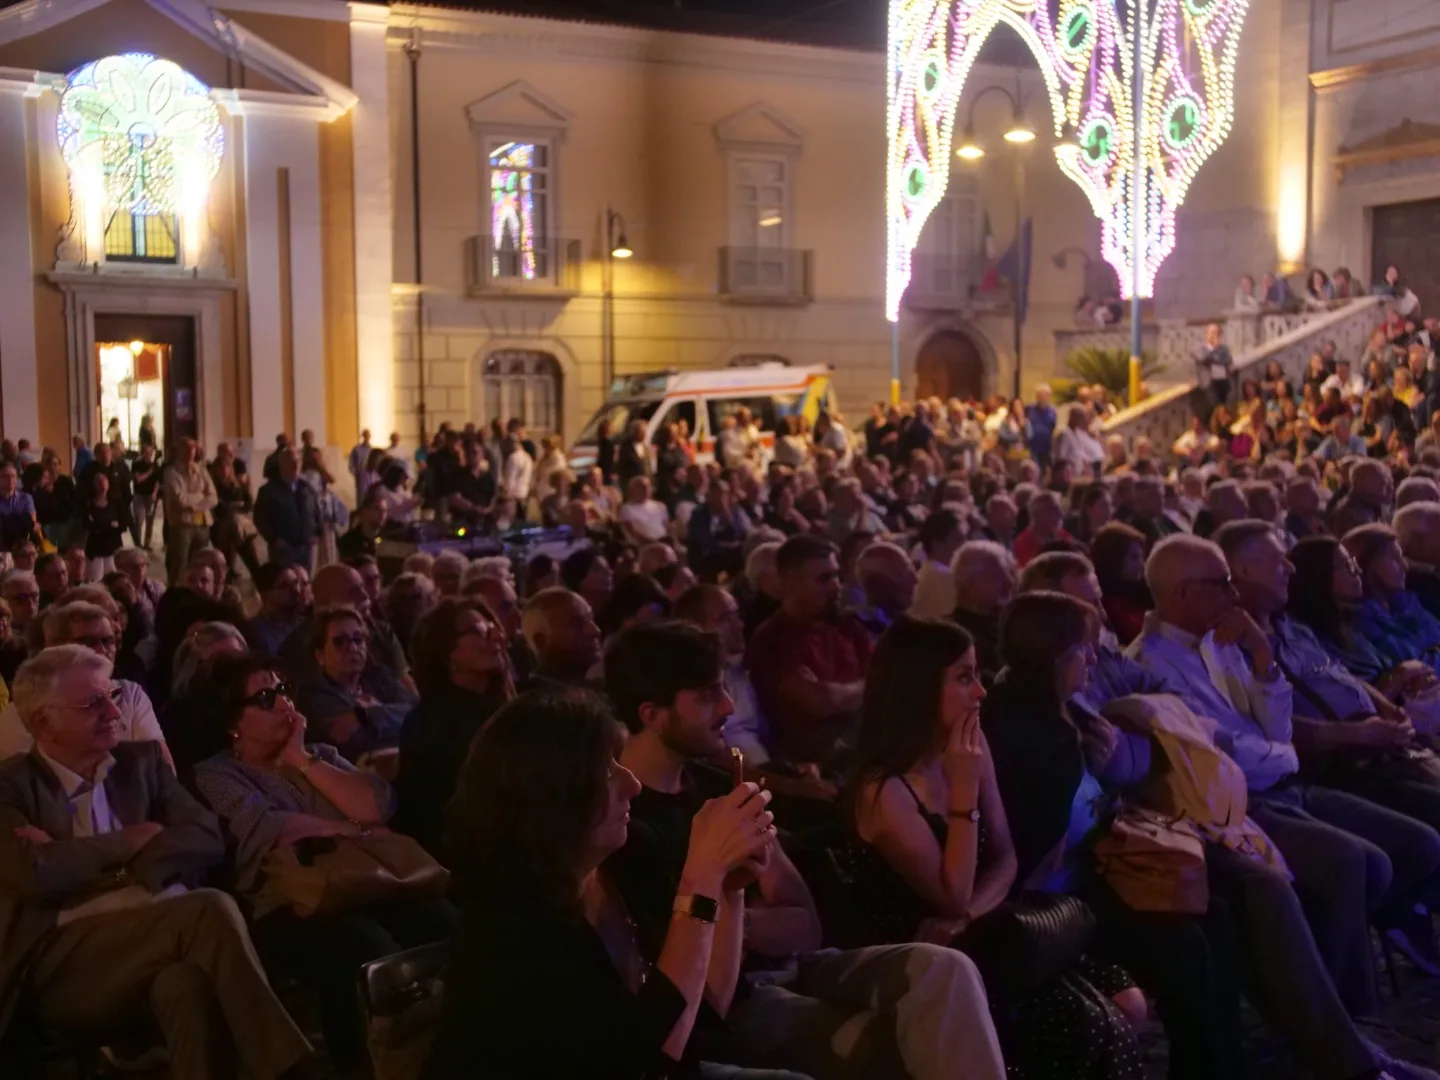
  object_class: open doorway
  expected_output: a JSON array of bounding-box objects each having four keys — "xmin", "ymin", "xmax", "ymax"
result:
[{"xmin": 93, "ymin": 314, "xmax": 197, "ymax": 452}]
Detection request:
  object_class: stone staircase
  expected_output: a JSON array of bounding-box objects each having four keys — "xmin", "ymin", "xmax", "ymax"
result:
[{"xmin": 1100, "ymin": 297, "xmax": 1386, "ymax": 450}]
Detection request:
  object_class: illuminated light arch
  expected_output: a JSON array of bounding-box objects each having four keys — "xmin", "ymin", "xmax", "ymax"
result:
[
  {"xmin": 887, "ymin": 0, "xmax": 1250, "ymax": 321},
  {"xmin": 58, "ymin": 53, "xmax": 225, "ymax": 260}
]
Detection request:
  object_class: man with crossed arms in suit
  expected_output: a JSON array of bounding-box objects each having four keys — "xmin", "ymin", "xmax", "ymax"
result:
[{"xmin": 0, "ymin": 645, "xmax": 316, "ymax": 1078}]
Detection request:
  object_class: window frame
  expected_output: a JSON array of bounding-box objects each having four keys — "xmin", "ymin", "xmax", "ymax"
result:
[
  {"xmin": 484, "ymin": 136, "xmax": 555, "ymax": 284},
  {"xmin": 479, "ymin": 350, "xmax": 563, "ymax": 437},
  {"xmin": 725, "ymin": 151, "xmax": 794, "ymax": 294}
]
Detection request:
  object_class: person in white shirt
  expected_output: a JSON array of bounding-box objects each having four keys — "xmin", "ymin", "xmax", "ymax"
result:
[
  {"xmin": 1051, "ymin": 405, "xmax": 1106, "ymax": 479},
  {"xmin": 0, "ymin": 601, "xmax": 171, "ymax": 770},
  {"xmin": 1320, "ymin": 359, "xmax": 1366, "ymax": 400},
  {"xmin": 617, "ymin": 476, "xmax": 671, "ymax": 544},
  {"xmin": 500, "ymin": 435, "xmax": 535, "ymax": 514},
  {"xmin": 1232, "ymin": 273, "xmax": 1261, "ymax": 314},
  {"xmin": 1127, "ymin": 534, "xmax": 1440, "ymax": 1017},
  {"xmin": 909, "ymin": 507, "xmax": 964, "ymax": 619}
]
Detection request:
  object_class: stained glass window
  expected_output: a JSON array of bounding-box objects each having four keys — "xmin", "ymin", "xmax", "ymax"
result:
[
  {"xmin": 488, "ymin": 141, "xmax": 549, "ymax": 281},
  {"xmin": 58, "ymin": 53, "xmax": 224, "ymax": 265}
]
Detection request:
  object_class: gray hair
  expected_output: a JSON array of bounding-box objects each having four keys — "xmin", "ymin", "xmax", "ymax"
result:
[
  {"xmin": 171, "ymin": 621, "xmax": 248, "ymax": 699},
  {"xmin": 113, "ymin": 548, "xmax": 147, "ymax": 569},
  {"xmin": 1396, "ymin": 476, "xmax": 1440, "ymax": 510},
  {"xmin": 952, "ymin": 540, "xmax": 1015, "ymax": 583},
  {"xmin": 13, "ymin": 645, "xmax": 111, "ymax": 734},
  {"xmin": 0, "ymin": 569, "xmax": 36, "ymax": 595},
  {"xmin": 42, "ymin": 601, "xmax": 111, "ymax": 647},
  {"xmin": 1395, "ymin": 502, "xmax": 1440, "ymax": 556},
  {"xmin": 462, "ymin": 556, "xmax": 512, "ymax": 588},
  {"xmin": 745, "ymin": 542, "xmax": 782, "ymax": 589},
  {"xmin": 402, "ymin": 552, "xmax": 434, "ymax": 577},
  {"xmin": 432, "ymin": 551, "xmax": 468, "ymax": 577}
]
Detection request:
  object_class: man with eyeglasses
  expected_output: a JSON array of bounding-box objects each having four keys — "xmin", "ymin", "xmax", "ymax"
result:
[
  {"xmin": 1128, "ymin": 534, "xmax": 1440, "ymax": 1020},
  {"xmin": 0, "ymin": 645, "xmax": 317, "ymax": 1078},
  {"xmin": 1220, "ymin": 519, "xmax": 1440, "ymax": 980},
  {"xmin": 0, "ymin": 602, "xmax": 171, "ymax": 770},
  {"xmin": 0, "ymin": 569, "xmax": 40, "ymax": 647}
]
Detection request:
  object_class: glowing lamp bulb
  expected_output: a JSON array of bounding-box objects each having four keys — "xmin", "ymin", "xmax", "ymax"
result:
[
  {"xmin": 129, "ymin": 340, "xmax": 144, "ymax": 355},
  {"xmin": 1003, "ymin": 123, "xmax": 1036, "ymax": 144},
  {"xmin": 956, "ymin": 141, "xmax": 985, "ymax": 160}
]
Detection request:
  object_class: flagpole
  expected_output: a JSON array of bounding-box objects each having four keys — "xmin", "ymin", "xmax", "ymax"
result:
[{"xmin": 890, "ymin": 321, "xmax": 901, "ymax": 406}]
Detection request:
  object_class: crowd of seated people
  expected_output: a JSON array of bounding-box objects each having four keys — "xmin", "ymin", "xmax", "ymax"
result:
[{"xmin": 2, "ymin": 277, "xmax": 1440, "ymax": 1078}]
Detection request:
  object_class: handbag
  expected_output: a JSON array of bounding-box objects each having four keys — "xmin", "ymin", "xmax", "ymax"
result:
[
  {"xmin": 1093, "ymin": 805, "xmax": 1208, "ymax": 915},
  {"xmin": 954, "ymin": 892, "xmax": 1095, "ymax": 1004},
  {"xmin": 259, "ymin": 831, "xmax": 450, "ymax": 918}
]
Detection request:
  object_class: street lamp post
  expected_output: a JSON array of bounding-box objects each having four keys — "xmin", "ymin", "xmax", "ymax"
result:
[
  {"xmin": 954, "ymin": 80, "xmax": 1035, "ymax": 401},
  {"xmin": 603, "ymin": 207, "xmax": 633, "ymax": 390}
]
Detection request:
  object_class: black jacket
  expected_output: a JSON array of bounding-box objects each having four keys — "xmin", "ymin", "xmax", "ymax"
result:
[{"xmin": 253, "ymin": 477, "xmax": 320, "ymax": 566}]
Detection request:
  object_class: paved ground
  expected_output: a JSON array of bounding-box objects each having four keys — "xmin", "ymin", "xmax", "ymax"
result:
[{"xmin": 1139, "ymin": 948, "xmax": 1440, "ymax": 1078}]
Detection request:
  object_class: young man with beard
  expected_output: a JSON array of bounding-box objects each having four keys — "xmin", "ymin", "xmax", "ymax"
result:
[
  {"xmin": 744, "ymin": 535, "xmax": 871, "ymax": 768},
  {"xmin": 604, "ymin": 622, "xmax": 1006, "ymax": 1080}
]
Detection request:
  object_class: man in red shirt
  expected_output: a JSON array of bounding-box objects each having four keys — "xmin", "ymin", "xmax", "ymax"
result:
[{"xmin": 745, "ymin": 534, "xmax": 872, "ymax": 767}]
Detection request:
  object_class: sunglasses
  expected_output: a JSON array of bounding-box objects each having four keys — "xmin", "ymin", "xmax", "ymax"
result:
[{"xmin": 242, "ymin": 682, "xmax": 296, "ymax": 710}]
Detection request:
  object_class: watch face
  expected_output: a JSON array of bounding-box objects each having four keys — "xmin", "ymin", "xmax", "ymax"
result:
[{"xmin": 689, "ymin": 895, "xmax": 720, "ymax": 923}]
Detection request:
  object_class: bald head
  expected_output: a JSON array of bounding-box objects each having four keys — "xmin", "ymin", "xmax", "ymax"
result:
[
  {"xmin": 312, "ymin": 563, "xmax": 369, "ymax": 615},
  {"xmin": 1145, "ymin": 534, "xmax": 1233, "ymax": 635},
  {"xmin": 521, "ymin": 586, "xmax": 601, "ymax": 678}
]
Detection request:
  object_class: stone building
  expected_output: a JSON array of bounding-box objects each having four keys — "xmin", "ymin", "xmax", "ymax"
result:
[{"xmin": 0, "ymin": 0, "xmax": 1434, "ymax": 466}]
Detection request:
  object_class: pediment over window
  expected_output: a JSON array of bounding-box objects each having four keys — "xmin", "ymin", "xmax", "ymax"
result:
[
  {"xmin": 466, "ymin": 81, "xmax": 572, "ymax": 137},
  {"xmin": 714, "ymin": 102, "xmax": 806, "ymax": 154},
  {"xmin": 1335, "ymin": 118, "xmax": 1440, "ymax": 181}
]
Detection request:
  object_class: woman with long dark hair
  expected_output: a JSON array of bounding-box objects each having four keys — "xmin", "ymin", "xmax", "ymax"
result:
[
  {"xmin": 983, "ymin": 593, "xmax": 1245, "ymax": 1080},
  {"xmin": 1090, "ymin": 523, "xmax": 1153, "ymax": 645},
  {"xmin": 392, "ymin": 597, "xmax": 515, "ymax": 858},
  {"xmin": 842, "ymin": 616, "xmax": 1142, "ymax": 1080},
  {"xmin": 425, "ymin": 692, "xmax": 791, "ymax": 1079},
  {"xmin": 1287, "ymin": 532, "xmax": 1436, "ymax": 690}
]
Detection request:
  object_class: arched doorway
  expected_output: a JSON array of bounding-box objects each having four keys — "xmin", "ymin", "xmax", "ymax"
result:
[{"xmin": 915, "ymin": 330, "xmax": 985, "ymax": 402}]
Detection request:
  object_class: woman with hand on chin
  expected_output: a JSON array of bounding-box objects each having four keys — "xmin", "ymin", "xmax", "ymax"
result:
[
  {"xmin": 842, "ymin": 616, "xmax": 1142, "ymax": 1080},
  {"xmin": 194, "ymin": 653, "xmax": 455, "ymax": 1073},
  {"xmin": 426, "ymin": 691, "xmax": 805, "ymax": 1080}
]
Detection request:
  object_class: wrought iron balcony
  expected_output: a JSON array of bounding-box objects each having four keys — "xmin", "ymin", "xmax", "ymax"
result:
[
  {"xmin": 718, "ymin": 247, "xmax": 814, "ymax": 305},
  {"xmin": 466, "ymin": 235, "xmax": 580, "ymax": 295}
]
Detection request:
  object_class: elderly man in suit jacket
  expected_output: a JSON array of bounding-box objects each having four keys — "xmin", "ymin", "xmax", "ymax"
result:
[{"xmin": 0, "ymin": 645, "xmax": 315, "ymax": 1078}]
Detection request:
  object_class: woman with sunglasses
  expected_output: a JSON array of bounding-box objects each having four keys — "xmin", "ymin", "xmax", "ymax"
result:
[
  {"xmin": 194, "ymin": 651, "xmax": 456, "ymax": 1072},
  {"xmin": 293, "ymin": 605, "xmax": 417, "ymax": 768}
]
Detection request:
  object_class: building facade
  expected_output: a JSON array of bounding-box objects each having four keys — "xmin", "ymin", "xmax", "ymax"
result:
[{"xmin": 0, "ymin": 0, "xmax": 1435, "ymax": 467}]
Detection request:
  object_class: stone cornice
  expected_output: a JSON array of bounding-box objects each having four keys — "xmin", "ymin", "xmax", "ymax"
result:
[
  {"xmin": 1310, "ymin": 43, "xmax": 1440, "ymax": 92},
  {"xmin": 386, "ymin": 3, "xmax": 888, "ymax": 85}
]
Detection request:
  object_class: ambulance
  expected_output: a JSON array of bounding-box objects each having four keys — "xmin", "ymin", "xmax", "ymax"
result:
[{"xmin": 567, "ymin": 362, "xmax": 839, "ymax": 472}]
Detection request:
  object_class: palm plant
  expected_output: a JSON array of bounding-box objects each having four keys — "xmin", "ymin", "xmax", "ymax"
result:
[{"xmin": 1053, "ymin": 347, "xmax": 1163, "ymax": 406}]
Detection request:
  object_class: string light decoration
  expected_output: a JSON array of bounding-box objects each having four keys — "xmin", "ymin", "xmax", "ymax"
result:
[
  {"xmin": 887, "ymin": 0, "xmax": 1250, "ymax": 320},
  {"xmin": 58, "ymin": 53, "xmax": 224, "ymax": 220}
]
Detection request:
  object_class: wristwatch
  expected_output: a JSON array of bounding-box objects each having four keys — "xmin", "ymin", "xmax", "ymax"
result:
[
  {"xmin": 672, "ymin": 894, "xmax": 721, "ymax": 924},
  {"xmin": 948, "ymin": 808, "xmax": 981, "ymax": 824}
]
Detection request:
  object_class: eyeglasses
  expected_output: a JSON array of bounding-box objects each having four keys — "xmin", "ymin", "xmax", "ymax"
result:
[
  {"xmin": 7, "ymin": 591, "xmax": 38, "ymax": 604},
  {"xmin": 241, "ymin": 682, "xmax": 296, "ymax": 710},
  {"xmin": 57, "ymin": 685, "xmax": 123, "ymax": 714},
  {"xmin": 73, "ymin": 634, "xmax": 117, "ymax": 652},
  {"xmin": 329, "ymin": 633, "xmax": 368, "ymax": 650}
]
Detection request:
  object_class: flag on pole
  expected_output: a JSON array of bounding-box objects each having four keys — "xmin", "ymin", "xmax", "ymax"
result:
[{"xmin": 986, "ymin": 218, "xmax": 1034, "ymax": 323}]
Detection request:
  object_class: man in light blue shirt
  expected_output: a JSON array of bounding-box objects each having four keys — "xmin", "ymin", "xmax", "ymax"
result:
[
  {"xmin": 1130, "ymin": 532, "xmax": 1440, "ymax": 1017},
  {"xmin": 1220, "ymin": 520, "xmax": 1440, "ymax": 983}
]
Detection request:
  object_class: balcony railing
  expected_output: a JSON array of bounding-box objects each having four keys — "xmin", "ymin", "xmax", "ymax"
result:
[
  {"xmin": 466, "ymin": 235, "xmax": 580, "ymax": 295},
  {"xmin": 903, "ymin": 253, "xmax": 1011, "ymax": 311},
  {"xmin": 718, "ymin": 247, "xmax": 813, "ymax": 305}
]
